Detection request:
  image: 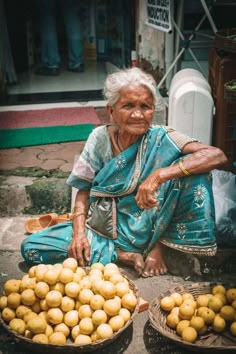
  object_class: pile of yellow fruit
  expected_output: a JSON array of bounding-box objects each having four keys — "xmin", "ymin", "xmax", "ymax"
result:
[
  {"xmin": 0, "ymin": 258, "xmax": 138, "ymax": 346},
  {"xmin": 160, "ymin": 284, "xmax": 236, "ymax": 344}
]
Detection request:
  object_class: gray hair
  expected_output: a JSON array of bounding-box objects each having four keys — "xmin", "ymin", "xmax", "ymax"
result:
[{"xmin": 103, "ymin": 67, "xmax": 158, "ymax": 107}]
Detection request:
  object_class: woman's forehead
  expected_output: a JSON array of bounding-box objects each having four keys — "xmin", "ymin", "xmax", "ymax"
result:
[{"xmin": 119, "ymin": 84, "xmax": 153, "ymax": 99}]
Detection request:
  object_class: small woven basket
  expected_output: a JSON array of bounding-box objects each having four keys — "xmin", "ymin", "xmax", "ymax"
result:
[
  {"xmin": 149, "ymin": 282, "xmax": 236, "ymax": 352},
  {"xmin": 214, "ymin": 28, "xmax": 236, "ymax": 54},
  {"xmin": 0, "ymin": 271, "xmax": 139, "ymax": 353}
]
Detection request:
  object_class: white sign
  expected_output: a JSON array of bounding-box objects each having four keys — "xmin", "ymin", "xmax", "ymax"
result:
[{"xmin": 146, "ymin": 0, "xmax": 172, "ymax": 33}]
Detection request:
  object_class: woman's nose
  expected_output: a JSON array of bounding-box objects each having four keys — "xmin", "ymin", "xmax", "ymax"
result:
[{"xmin": 131, "ymin": 109, "xmax": 143, "ymax": 118}]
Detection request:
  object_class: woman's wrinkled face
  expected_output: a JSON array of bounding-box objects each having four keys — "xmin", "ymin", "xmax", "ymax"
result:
[{"xmin": 109, "ymin": 85, "xmax": 155, "ymax": 136}]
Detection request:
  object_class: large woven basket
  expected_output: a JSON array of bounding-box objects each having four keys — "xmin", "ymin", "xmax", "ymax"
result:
[
  {"xmin": 149, "ymin": 282, "xmax": 236, "ymax": 352},
  {"xmin": 214, "ymin": 28, "xmax": 236, "ymax": 54},
  {"xmin": 0, "ymin": 271, "xmax": 139, "ymax": 353}
]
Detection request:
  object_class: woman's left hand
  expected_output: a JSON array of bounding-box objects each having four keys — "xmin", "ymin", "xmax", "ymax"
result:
[{"xmin": 135, "ymin": 171, "xmax": 161, "ymax": 209}]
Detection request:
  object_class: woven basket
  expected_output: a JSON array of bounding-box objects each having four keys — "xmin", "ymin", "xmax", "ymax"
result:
[
  {"xmin": 214, "ymin": 28, "xmax": 236, "ymax": 54},
  {"xmin": 0, "ymin": 271, "xmax": 139, "ymax": 353},
  {"xmin": 149, "ymin": 282, "xmax": 236, "ymax": 352}
]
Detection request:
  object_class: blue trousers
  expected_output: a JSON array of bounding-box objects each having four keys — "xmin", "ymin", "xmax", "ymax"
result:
[{"xmin": 35, "ymin": 0, "xmax": 83, "ymax": 69}]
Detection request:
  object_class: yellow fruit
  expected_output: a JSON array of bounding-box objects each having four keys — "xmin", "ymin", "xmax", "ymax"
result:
[
  {"xmin": 232, "ymin": 299, "xmax": 236, "ymax": 311},
  {"xmin": 179, "ymin": 303, "xmax": 195, "ymax": 320},
  {"xmin": 100, "ymin": 281, "xmax": 116, "ymax": 299},
  {"xmin": 48, "ymin": 332, "xmax": 67, "ymax": 345},
  {"xmin": 75, "ymin": 267, "xmax": 86, "ymax": 279},
  {"xmin": 59, "ymin": 268, "xmax": 74, "ymax": 284},
  {"xmin": 15, "ymin": 305, "xmax": 31, "ymax": 319},
  {"xmin": 45, "ymin": 324, "xmax": 54, "ymax": 337},
  {"xmin": 20, "ymin": 289, "xmax": 36, "ymax": 306},
  {"xmin": 121, "ymin": 293, "xmax": 138, "ymax": 311},
  {"xmin": 89, "ymin": 269, "xmax": 103, "ymax": 279},
  {"xmin": 226, "ymin": 288, "xmax": 236, "ymax": 304},
  {"xmin": 212, "ymin": 284, "xmax": 226, "ymax": 295},
  {"xmin": 65, "ymin": 282, "xmax": 80, "ymax": 298},
  {"xmin": 38, "ymin": 311, "xmax": 48, "ymax": 322},
  {"xmin": 26, "ymin": 316, "xmax": 47, "ymax": 334},
  {"xmin": 214, "ymin": 293, "xmax": 227, "ymax": 306},
  {"xmin": 170, "ymin": 292, "xmax": 183, "ymax": 307},
  {"xmin": 198, "ymin": 307, "xmax": 215, "ymax": 325},
  {"xmin": 23, "ymin": 311, "xmax": 38, "ymax": 324},
  {"xmin": 7, "ymin": 293, "xmax": 21, "ymax": 309},
  {"xmin": 103, "ymin": 268, "xmax": 120, "ymax": 281},
  {"xmin": 230, "ymin": 322, "xmax": 236, "ymax": 336},
  {"xmin": 109, "ymin": 315, "xmax": 125, "ymax": 332},
  {"xmin": 189, "ymin": 316, "xmax": 205, "ymax": 332},
  {"xmin": 50, "ymin": 282, "xmax": 65, "ymax": 295},
  {"xmin": 9, "ymin": 318, "xmax": 26, "ymax": 335},
  {"xmin": 79, "ymin": 289, "xmax": 94, "ymax": 304},
  {"xmin": 0, "ymin": 295, "xmax": 8, "ymax": 310},
  {"xmin": 181, "ymin": 326, "xmax": 198, "ymax": 343},
  {"xmin": 62, "ymin": 257, "xmax": 78, "ymax": 272},
  {"xmin": 79, "ymin": 318, "xmax": 94, "ymax": 335},
  {"xmin": 91, "ymin": 279, "xmax": 104, "ymax": 295},
  {"xmin": 220, "ymin": 305, "xmax": 235, "ymax": 321},
  {"xmin": 20, "ymin": 277, "xmax": 36, "ymax": 292},
  {"xmin": 90, "ymin": 294, "xmax": 105, "ymax": 311},
  {"xmin": 78, "ymin": 304, "xmax": 93, "ymax": 319},
  {"xmin": 39, "ymin": 299, "xmax": 49, "ymax": 311},
  {"xmin": 60, "ymin": 296, "xmax": 75, "ymax": 312},
  {"xmin": 104, "ymin": 298, "xmax": 121, "ymax": 316},
  {"xmin": 90, "ymin": 262, "xmax": 105, "ymax": 272},
  {"xmin": 45, "ymin": 290, "xmax": 62, "ymax": 307},
  {"xmin": 198, "ymin": 324, "xmax": 208, "ymax": 335},
  {"xmin": 119, "ymin": 308, "xmax": 131, "ymax": 323},
  {"xmin": 74, "ymin": 334, "xmax": 92, "ymax": 345},
  {"xmin": 182, "ymin": 293, "xmax": 195, "ymax": 302},
  {"xmin": 43, "ymin": 269, "xmax": 59, "ymax": 285},
  {"xmin": 104, "ymin": 263, "xmax": 119, "ymax": 272},
  {"xmin": 79, "ymin": 277, "xmax": 92, "ymax": 290},
  {"xmin": 3, "ymin": 279, "xmax": 21, "ymax": 295},
  {"xmin": 28, "ymin": 265, "xmax": 37, "ymax": 278},
  {"xmin": 71, "ymin": 324, "xmax": 80, "ymax": 340},
  {"xmin": 115, "ymin": 282, "xmax": 130, "ymax": 298},
  {"xmin": 32, "ymin": 300, "xmax": 41, "ymax": 314},
  {"xmin": 160, "ymin": 296, "xmax": 175, "ymax": 312},
  {"xmin": 32, "ymin": 334, "xmax": 49, "ymax": 344},
  {"xmin": 53, "ymin": 263, "xmax": 63, "ymax": 273},
  {"xmin": 182, "ymin": 299, "xmax": 197, "ymax": 310},
  {"xmin": 47, "ymin": 308, "xmax": 64, "ymax": 325},
  {"xmin": 208, "ymin": 296, "xmax": 223, "ymax": 313},
  {"xmin": 109, "ymin": 273, "xmax": 125, "ymax": 285},
  {"xmin": 96, "ymin": 323, "xmax": 113, "ymax": 339},
  {"xmin": 166, "ymin": 313, "xmax": 180, "ymax": 329},
  {"xmin": 196, "ymin": 294, "xmax": 209, "ymax": 308},
  {"xmin": 212, "ymin": 314, "xmax": 226, "ymax": 333},
  {"xmin": 90, "ymin": 330, "xmax": 99, "ymax": 342},
  {"xmin": 34, "ymin": 282, "xmax": 50, "ymax": 299},
  {"xmin": 72, "ymin": 273, "xmax": 82, "ymax": 284},
  {"xmin": 35, "ymin": 265, "xmax": 48, "ymax": 282},
  {"xmin": 176, "ymin": 320, "xmax": 190, "ymax": 336},
  {"xmin": 54, "ymin": 323, "xmax": 70, "ymax": 337},
  {"xmin": 171, "ymin": 307, "xmax": 180, "ymax": 316},
  {"xmin": 64, "ymin": 310, "xmax": 79, "ymax": 327},
  {"xmin": 92, "ymin": 309, "xmax": 108, "ymax": 326}
]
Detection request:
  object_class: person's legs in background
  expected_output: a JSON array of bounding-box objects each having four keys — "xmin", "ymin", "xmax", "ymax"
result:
[
  {"xmin": 61, "ymin": 0, "xmax": 84, "ymax": 72},
  {"xmin": 35, "ymin": 0, "xmax": 60, "ymax": 75}
]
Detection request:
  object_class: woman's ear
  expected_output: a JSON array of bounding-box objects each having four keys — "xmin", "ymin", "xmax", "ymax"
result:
[{"xmin": 106, "ymin": 105, "xmax": 114, "ymax": 123}]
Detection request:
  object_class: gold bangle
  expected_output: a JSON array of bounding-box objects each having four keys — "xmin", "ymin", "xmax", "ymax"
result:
[
  {"xmin": 70, "ymin": 212, "xmax": 87, "ymax": 220},
  {"xmin": 178, "ymin": 160, "xmax": 191, "ymax": 176}
]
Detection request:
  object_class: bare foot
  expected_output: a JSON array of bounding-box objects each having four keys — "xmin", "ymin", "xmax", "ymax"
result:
[
  {"xmin": 117, "ymin": 249, "xmax": 145, "ymax": 275},
  {"xmin": 142, "ymin": 242, "xmax": 168, "ymax": 277}
]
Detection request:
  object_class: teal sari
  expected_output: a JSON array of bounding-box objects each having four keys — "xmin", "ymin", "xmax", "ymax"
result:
[{"xmin": 21, "ymin": 126, "xmax": 217, "ymax": 265}]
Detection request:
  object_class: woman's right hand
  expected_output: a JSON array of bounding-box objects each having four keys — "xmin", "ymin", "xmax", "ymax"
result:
[{"xmin": 68, "ymin": 231, "xmax": 90, "ymax": 267}]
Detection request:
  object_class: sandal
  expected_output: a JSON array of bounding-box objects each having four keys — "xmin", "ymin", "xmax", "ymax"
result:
[{"xmin": 25, "ymin": 213, "xmax": 59, "ymax": 234}]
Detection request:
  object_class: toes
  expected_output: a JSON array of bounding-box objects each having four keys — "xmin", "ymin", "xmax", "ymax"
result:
[{"xmin": 141, "ymin": 271, "xmax": 149, "ymax": 278}]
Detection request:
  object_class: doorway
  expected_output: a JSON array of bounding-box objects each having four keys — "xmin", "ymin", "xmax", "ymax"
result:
[{"xmin": 1, "ymin": 0, "xmax": 135, "ymax": 106}]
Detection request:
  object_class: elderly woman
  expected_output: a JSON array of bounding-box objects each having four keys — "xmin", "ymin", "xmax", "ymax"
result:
[{"xmin": 21, "ymin": 67, "xmax": 227, "ymax": 277}]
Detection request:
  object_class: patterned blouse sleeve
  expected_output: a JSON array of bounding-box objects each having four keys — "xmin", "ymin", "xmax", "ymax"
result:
[
  {"xmin": 166, "ymin": 126, "xmax": 197, "ymax": 150},
  {"xmin": 66, "ymin": 126, "xmax": 110, "ymax": 190}
]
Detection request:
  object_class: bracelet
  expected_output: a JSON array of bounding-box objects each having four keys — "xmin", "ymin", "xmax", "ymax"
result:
[
  {"xmin": 70, "ymin": 212, "xmax": 87, "ymax": 220},
  {"xmin": 178, "ymin": 160, "xmax": 191, "ymax": 176}
]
